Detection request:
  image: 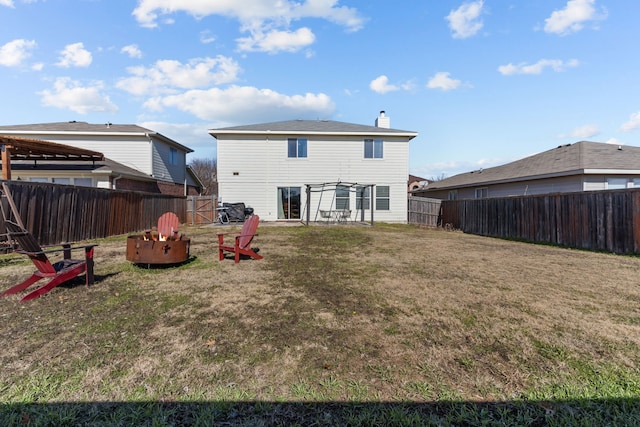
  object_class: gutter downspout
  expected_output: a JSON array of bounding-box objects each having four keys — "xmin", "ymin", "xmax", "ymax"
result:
[{"xmin": 112, "ymin": 174, "xmax": 123, "ymax": 190}]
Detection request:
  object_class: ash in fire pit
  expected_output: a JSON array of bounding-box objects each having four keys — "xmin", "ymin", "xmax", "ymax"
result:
[{"xmin": 126, "ymin": 212, "xmax": 191, "ymax": 267}]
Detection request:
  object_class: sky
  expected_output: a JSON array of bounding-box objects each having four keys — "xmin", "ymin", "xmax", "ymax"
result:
[{"xmin": 1, "ymin": 0, "xmax": 639, "ymax": 180}]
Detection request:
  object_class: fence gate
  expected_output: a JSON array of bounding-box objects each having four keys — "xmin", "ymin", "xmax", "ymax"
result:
[
  {"xmin": 187, "ymin": 195, "xmax": 217, "ymax": 224},
  {"xmin": 408, "ymin": 196, "xmax": 441, "ymax": 227}
]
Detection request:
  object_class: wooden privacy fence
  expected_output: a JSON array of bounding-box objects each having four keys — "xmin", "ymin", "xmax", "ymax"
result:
[
  {"xmin": 1, "ymin": 181, "xmax": 186, "ymax": 246},
  {"xmin": 408, "ymin": 196, "xmax": 441, "ymax": 227},
  {"xmin": 439, "ymin": 189, "xmax": 640, "ymax": 255}
]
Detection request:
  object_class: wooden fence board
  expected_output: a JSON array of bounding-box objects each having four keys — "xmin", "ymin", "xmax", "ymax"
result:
[
  {"xmin": 437, "ymin": 189, "xmax": 640, "ymax": 255},
  {"xmin": 1, "ymin": 181, "xmax": 187, "ymax": 245}
]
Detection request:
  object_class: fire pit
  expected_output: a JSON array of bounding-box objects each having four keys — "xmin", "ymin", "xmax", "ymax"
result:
[{"xmin": 126, "ymin": 232, "xmax": 190, "ymax": 266}]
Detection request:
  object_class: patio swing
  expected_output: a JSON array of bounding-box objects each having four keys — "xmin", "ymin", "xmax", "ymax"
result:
[{"xmin": 302, "ymin": 181, "xmax": 375, "ymax": 226}]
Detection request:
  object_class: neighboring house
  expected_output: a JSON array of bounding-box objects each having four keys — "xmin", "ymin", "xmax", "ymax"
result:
[
  {"xmin": 0, "ymin": 122, "xmax": 201, "ymax": 195},
  {"xmin": 408, "ymin": 174, "xmax": 430, "ymax": 193},
  {"xmin": 416, "ymin": 141, "xmax": 640, "ymax": 200},
  {"xmin": 210, "ymin": 112, "xmax": 418, "ymax": 222}
]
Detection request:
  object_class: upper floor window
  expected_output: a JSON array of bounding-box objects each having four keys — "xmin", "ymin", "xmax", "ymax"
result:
[
  {"xmin": 169, "ymin": 147, "xmax": 178, "ymax": 165},
  {"xmin": 364, "ymin": 139, "xmax": 383, "ymax": 159},
  {"xmin": 288, "ymin": 138, "xmax": 307, "ymax": 158}
]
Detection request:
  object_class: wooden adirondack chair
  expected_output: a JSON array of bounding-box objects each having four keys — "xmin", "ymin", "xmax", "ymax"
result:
[
  {"xmin": 157, "ymin": 211, "xmax": 180, "ymax": 240},
  {"xmin": 217, "ymin": 215, "xmax": 263, "ymax": 263},
  {"xmin": 1, "ymin": 221, "xmax": 97, "ymax": 302}
]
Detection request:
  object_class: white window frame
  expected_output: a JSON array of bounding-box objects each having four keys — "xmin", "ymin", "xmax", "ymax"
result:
[
  {"xmin": 364, "ymin": 139, "xmax": 383, "ymax": 159},
  {"xmin": 475, "ymin": 187, "xmax": 488, "ymax": 199},
  {"xmin": 287, "ymin": 138, "xmax": 307, "ymax": 158},
  {"xmin": 375, "ymin": 185, "xmax": 390, "ymax": 210}
]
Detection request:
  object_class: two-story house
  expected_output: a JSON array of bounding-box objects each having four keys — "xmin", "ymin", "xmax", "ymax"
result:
[
  {"xmin": 209, "ymin": 112, "xmax": 418, "ymax": 223},
  {"xmin": 0, "ymin": 122, "xmax": 201, "ymax": 195}
]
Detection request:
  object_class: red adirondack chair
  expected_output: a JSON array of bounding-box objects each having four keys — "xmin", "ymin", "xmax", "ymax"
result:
[
  {"xmin": 1, "ymin": 221, "xmax": 97, "ymax": 302},
  {"xmin": 217, "ymin": 214, "xmax": 263, "ymax": 263},
  {"xmin": 157, "ymin": 212, "xmax": 180, "ymax": 240}
]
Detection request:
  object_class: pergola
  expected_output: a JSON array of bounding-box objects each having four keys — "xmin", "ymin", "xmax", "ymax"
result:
[{"xmin": 0, "ymin": 135, "xmax": 104, "ymax": 180}]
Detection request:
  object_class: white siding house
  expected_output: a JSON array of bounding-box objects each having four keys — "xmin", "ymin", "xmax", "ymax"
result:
[
  {"xmin": 0, "ymin": 122, "xmax": 199, "ymax": 194},
  {"xmin": 210, "ymin": 112, "xmax": 418, "ymax": 223}
]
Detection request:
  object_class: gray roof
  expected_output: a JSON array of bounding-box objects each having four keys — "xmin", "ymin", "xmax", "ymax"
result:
[
  {"xmin": 427, "ymin": 141, "xmax": 640, "ymax": 190},
  {"xmin": 0, "ymin": 121, "xmax": 193, "ymax": 153},
  {"xmin": 209, "ymin": 119, "xmax": 417, "ymax": 138}
]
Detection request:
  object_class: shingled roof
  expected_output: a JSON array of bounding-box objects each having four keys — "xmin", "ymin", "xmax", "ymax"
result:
[
  {"xmin": 209, "ymin": 119, "xmax": 417, "ymax": 138},
  {"xmin": 427, "ymin": 141, "xmax": 640, "ymax": 190},
  {"xmin": 0, "ymin": 122, "xmax": 193, "ymax": 152}
]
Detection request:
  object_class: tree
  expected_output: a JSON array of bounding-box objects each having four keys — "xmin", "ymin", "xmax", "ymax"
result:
[{"xmin": 189, "ymin": 158, "xmax": 217, "ymax": 196}]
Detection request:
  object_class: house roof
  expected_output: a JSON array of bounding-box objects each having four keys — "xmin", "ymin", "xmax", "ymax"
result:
[
  {"xmin": 426, "ymin": 141, "xmax": 640, "ymax": 191},
  {"xmin": 209, "ymin": 119, "xmax": 418, "ymax": 139},
  {"xmin": 0, "ymin": 122, "xmax": 193, "ymax": 153}
]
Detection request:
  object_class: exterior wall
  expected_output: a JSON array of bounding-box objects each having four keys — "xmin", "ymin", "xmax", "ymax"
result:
[
  {"xmin": 217, "ymin": 134, "xmax": 410, "ymax": 222},
  {"xmin": 12, "ymin": 169, "xmax": 108, "ymax": 188},
  {"xmin": 151, "ymin": 138, "xmax": 188, "ymax": 184},
  {"xmin": 421, "ymin": 174, "xmax": 640, "ymax": 200},
  {"xmin": 116, "ymin": 178, "xmax": 160, "ymax": 193}
]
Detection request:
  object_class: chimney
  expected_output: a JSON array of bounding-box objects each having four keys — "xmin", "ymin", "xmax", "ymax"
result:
[{"xmin": 375, "ymin": 110, "xmax": 390, "ymax": 129}]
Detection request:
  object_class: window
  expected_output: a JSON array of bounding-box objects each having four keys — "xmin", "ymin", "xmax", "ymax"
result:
[
  {"xmin": 607, "ymin": 178, "xmax": 627, "ymax": 190},
  {"xmin": 277, "ymin": 187, "xmax": 301, "ymax": 219},
  {"xmin": 364, "ymin": 139, "xmax": 383, "ymax": 159},
  {"xmin": 74, "ymin": 178, "xmax": 93, "ymax": 187},
  {"xmin": 356, "ymin": 186, "xmax": 370, "ymax": 210},
  {"xmin": 169, "ymin": 147, "xmax": 178, "ymax": 165},
  {"xmin": 29, "ymin": 177, "xmax": 48, "ymax": 183},
  {"xmin": 376, "ymin": 185, "xmax": 390, "ymax": 210},
  {"xmin": 287, "ymin": 138, "xmax": 307, "ymax": 158},
  {"xmin": 336, "ymin": 185, "xmax": 350, "ymax": 210},
  {"xmin": 448, "ymin": 191, "xmax": 458, "ymax": 200},
  {"xmin": 475, "ymin": 187, "xmax": 488, "ymax": 199},
  {"xmin": 52, "ymin": 177, "xmax": 71, "ymax": 185},
  {"xmin": 633, "ymin": 178, "xmax": 640, "ymax": 188}
]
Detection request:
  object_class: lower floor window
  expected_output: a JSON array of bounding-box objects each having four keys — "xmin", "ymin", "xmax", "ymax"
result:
[
  {"xmin": 277, "ymin": 187, "xmax": 301, "ymax": 219},
  {"xmin": 376, "ymin": 185, "xmax": 390, "ymax": 210},
  {"xmin": 335, "ymin": 185, "xmax": 350, "ymax": 210}
]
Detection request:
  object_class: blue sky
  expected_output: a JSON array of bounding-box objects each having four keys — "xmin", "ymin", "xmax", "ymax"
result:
[{"xmin": 1, "ymin": 0, "xmax": 639, "ymax": 179}]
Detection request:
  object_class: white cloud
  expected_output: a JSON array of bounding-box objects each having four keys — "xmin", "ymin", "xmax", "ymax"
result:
[
  {"xmin": 132, "ymin": 0, "xmax": 364, "ymax": 52},
  {"xmin": 558, "ymin": 124, "xmax": 600, "ymax": 139},
  {"xmin": 498, "ymin": 59, "xmax": 579, "ymax": 75},
  {"xmin": 143, "ymin": 85, "xmax": 335, "ymax": 123},
  {"xmin": 370, "ymin": 75, "xmax": 398, "ymax": 94},
  {"xmin": 620, "ymin": 112, "xmax": 640, "ymax": 132},
  {"xmin": 116, "ymin": 56, "xmax": 241, "ymax": 96},
  {"xmin": 200, "ymin": 30, "xmax": 216, "ymax": 44},
  {"xmin": 446, "ymin": 0, "xmax": 484, "ymax": 39},
  {"xmin": 39, "ymin": 77, "xmax": 118, "ymax": 114},
  {"xmin": 0, "ymin": 39, "xmax": 36, "ymax": 67},
  {"xmin": 121, "ymin": 44, "xmax": 142, "ymax": 58},
  {"xmin": 237, "ymin": 27, "xmax": 315, "ymax": 53},
  {"xmin": 544, "ymin": 0, "xmax": 607, "ymax": 35},
  {"xmin": 56, "ymin": 42, "xmax": 92, "ymax": 68},
  {"xmin": 426, "ymin": 72, "xmax": 461, "ymax": 91},
  {"xmin": 1, "ymin": 0, "xmax": 14, "ymax": 7}
]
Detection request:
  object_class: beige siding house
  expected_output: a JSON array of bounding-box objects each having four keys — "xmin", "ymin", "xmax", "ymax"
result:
[
  {"xmin": 210, "ymin": 112, "xmax": 418, "ymax": 222},
  {"xmin": 417, "ymin": 141, "xmax": 640, "ymax": 200},
  {"xmin": 0, "ymin": 122, "xmax": 201, "ymax": 195}
]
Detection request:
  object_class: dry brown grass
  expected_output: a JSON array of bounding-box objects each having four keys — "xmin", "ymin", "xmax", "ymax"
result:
[{"xmin": 1, "ymin": 222, "xmax": 640, "ymax": 423}]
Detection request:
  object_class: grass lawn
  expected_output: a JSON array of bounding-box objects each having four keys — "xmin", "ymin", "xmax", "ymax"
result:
[{"xmin": 1, "ymin": 222, "xmax": 639, "ymax": 426}]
